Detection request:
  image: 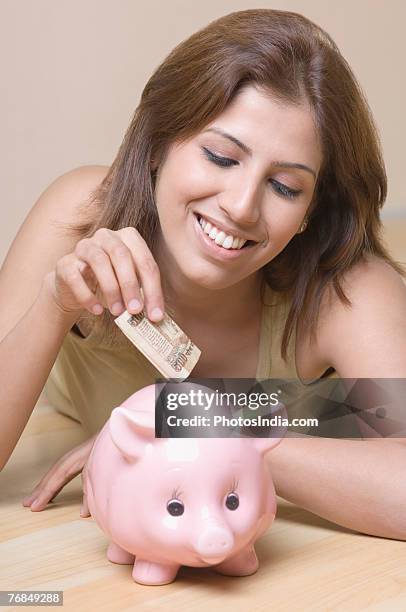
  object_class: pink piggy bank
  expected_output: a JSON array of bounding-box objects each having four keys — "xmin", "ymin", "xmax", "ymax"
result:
[{"xmin": 83, "ymin": 383, "xmax": 282, "ymax": 585}]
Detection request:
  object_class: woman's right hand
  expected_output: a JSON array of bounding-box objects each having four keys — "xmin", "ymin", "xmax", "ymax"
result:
[{"xmin": 43, "ymin": 227, "xmax": 165, "ymax": 322}]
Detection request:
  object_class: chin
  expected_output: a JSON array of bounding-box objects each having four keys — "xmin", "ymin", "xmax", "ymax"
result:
[{"xmin": 178, "ymin": 261, "xmax": 240, "ymax": 291}]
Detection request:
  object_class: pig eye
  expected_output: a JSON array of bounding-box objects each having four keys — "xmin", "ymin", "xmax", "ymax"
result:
[
  {"xmin": 167, "ymin": 499, "xmax": 184, "ymax": 516},
  {"xmin": 225, "ymin": 493, "xmax": 239, "ymax": 511}
]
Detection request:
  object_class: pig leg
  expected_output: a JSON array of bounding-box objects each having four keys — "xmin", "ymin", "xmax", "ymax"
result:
[
  {"xmin": 213, "ymin": 545, "xmax": 259, "ymax": 577},
  {"xmin": 132, "ymin": 559, "xmax": 180, "ymax": 586},
  {"xmin": 107, "ymin": 541, "xmax": 135, "ymax": 565}
]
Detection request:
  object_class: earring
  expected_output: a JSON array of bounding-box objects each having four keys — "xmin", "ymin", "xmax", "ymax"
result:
[
  {"xmin": 297, "ymin": 218, "xmax": 308, "ymax": 234},
  {"xmin": 150, "ymin": 159, "xmax": 158, "ymax": 179}
]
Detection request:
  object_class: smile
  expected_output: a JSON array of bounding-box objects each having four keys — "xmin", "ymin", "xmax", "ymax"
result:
[
  {"xmin": 193, "ymin": 213, "xmax": 258, "ymax": 262},
  {"xmin": 196, "ymin": 214, "xmax": 257, "ymax": 250}
]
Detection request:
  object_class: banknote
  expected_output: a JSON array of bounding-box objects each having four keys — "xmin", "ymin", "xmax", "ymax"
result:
[{"xmin": 114, "ymin": 308, "xmax": 201, "ymax": 381}]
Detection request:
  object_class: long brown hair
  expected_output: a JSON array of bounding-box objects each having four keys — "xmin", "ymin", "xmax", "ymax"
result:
[{"xmin": 63, "ymin": 8, "xmax": 406, "ymax": 359}]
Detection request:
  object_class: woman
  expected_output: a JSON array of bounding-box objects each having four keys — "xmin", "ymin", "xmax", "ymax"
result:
[{"xmin": 1, "ymin": 9, "xmax": 405, "ymax": 539}]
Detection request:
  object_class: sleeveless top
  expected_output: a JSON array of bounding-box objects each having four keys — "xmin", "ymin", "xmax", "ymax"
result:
[{"xmin": 43, "ymin": 283, "xmax": 338, "ymax": 436}]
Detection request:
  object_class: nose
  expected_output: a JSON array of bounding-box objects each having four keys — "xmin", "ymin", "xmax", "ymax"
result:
[
  {"xmin": 195, "ymin": 526, "xmax": 234, "ymax": 563},
  {"xmin": 218, "ymin": 179, "xmax": 263, "ymax": 226}
]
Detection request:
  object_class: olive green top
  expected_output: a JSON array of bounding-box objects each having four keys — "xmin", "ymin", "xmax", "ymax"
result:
[{"xmin": 43, "ymin": 283, "xmax": 338, "ymax": 435}]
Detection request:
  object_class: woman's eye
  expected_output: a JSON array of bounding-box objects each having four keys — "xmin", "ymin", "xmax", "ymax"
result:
[
  {"xmin": 201, "ymin": 147, "xmax": 237, "ymax": 168},
  {"xmin": 201, "ymin": 147, "xmax": 302, "ymax": 200},
  {"xmin": 270, "ymin": 180, "xmax": 301, "ymax": 200}
]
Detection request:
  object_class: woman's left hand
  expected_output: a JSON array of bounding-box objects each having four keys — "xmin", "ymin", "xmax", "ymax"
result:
[{"xmin": 22, "ymin": 434, "xmax": 98, "ymax": 515}]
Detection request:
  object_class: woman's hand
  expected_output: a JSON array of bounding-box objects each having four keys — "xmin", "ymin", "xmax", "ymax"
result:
[
  {"xmin": 42, "ymin": 226, "xmax": 165, "ymax": 322},
  {"xmin": 22, "ymin": 434, "xmax": 98, "ymax": 514}
]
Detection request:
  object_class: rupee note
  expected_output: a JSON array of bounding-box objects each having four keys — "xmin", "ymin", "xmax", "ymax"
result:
[{"xmin": 114, "ymin": 309, "xmax": 201, "ymax": 381}]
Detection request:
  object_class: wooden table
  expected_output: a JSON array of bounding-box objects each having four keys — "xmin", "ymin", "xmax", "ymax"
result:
[
  {"xmin": 2, "ymin": 389, "xmax": 406, "ymax": 610},
  {"xmin": 1, "ymin": 218, "xmax": 406, "ymax": 611}
]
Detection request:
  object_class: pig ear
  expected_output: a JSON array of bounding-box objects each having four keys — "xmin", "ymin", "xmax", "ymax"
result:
[{"xmin": 109, "ymin": 406, "xmax": 155, "ymax": 461}]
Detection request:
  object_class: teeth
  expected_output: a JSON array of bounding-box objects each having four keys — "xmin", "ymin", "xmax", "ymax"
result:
[
  {"xmin": 222, "ymin": 235, "xmax": 234, "ymax": 249},
  {"xmin": 198, "ymin": 216, "xmax": 248, "ymax": 249},
  {"xmin": 209, "ymin": 226, "xmax": 218, "ymax": 240},
  {"xmin": 214, "ymin": 231, "xmax": 226, "ymax": 246}
]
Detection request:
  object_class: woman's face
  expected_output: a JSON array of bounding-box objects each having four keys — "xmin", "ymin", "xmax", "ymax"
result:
[{"xmin": 153, "ymin": 84, "xmax": 322, "ymax": 290}]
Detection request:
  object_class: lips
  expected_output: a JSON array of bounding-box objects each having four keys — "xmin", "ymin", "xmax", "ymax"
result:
[
  {"xmin": 194, "ymin": 213, "xmax": 257, "ymax": 249},
  {"xmin": 192, "ymin": 213, "xmax": 258, "ymax": 263}
]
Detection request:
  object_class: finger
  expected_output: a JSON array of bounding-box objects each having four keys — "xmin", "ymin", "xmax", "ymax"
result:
[
  {"xmin": 22, "ymin": 479, "xmax": 52, "ymax": 507},
  {"xmin": 80, "ymin": 494, "xmax": 91, "ymax": 518},
  {"xmin": 75, "ymin": 238, "xmax": 126, "ymax": 316},
  {"xmin": 94, "ymin": 232, "xmax": 144, "ymax": 316},
  {"xmin": 29, "ymin": 471, "xmax": 81, "ymax": 511},
  {"xmin": 27, "ymin": 462, "xmax": 82, "ymax": 511},
  {"xmin": 118, "ymin": 228, "xmax": 165, "ymax": 321},
  {"xmin": 77, "ymin": 260, "xmax": 99, "ymax": 293},
  {"xmin": 58, "ymin": 254, "xmax": 104, "ymax": 315},
  {"xmin": 22, "ymin": 492, "xmax": 38, "ymax": 506},
  {"xmin": 29, "ymin": 483, "xmax": 65, "ymax": 511},
  {"xmin": 23, "ymin": 435, "xmax": 98, "ymax": 511}
]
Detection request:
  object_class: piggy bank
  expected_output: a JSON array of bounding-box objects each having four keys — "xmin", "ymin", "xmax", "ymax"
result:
[{"xmin": 83, "ymin": 383, "xmax": 282, "ymax": 585}]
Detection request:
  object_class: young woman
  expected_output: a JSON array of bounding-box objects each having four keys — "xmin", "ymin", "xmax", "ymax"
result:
[{"xmin": 1, "ymin": 9, "xmax": 405, "ymax": 540}]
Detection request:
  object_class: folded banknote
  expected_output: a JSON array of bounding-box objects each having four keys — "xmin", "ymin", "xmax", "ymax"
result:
[{"xmin": 114, "ymin": 309, "xmax": 201, "ymax": 381}]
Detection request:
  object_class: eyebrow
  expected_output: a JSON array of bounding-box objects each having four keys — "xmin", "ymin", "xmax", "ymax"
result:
[{"xmin": 203, "ymin": 127, "xmax": 317, "ymax": 180}]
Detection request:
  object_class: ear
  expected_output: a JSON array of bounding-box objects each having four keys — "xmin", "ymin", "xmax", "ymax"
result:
[
  {"xmin": 109, "ymin": 406, "xmax": 156, "ymax": 461},
  {"xmin": 150, "ymin": 154, "xmax": 163, "ymax": 174}
]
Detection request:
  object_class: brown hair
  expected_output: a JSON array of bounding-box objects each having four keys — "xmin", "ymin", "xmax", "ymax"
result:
[{"xmin": 63, "ymin": 8, "xmax": 406, "ymax": 359}]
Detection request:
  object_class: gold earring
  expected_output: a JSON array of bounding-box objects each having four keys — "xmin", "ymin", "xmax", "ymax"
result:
[{"xmin": 297, "ymin": 218, "xmax": 308, "ymax": 234}]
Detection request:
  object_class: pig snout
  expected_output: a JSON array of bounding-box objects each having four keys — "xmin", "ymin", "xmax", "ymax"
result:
[{"xmin": 195, "ymin": 526, "xmax": 234, "ymax": 563}]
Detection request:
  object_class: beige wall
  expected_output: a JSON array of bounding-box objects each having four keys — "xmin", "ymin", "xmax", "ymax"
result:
[{"xmin": 1, "ymin": 0, "xmax": 405, "ymax": 264}]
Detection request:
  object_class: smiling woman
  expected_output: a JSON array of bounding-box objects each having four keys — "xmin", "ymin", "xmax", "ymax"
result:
[
  {"xmin": 1, "ymin": 8, "xmax": 406, "ymax": 541},
  {"xmin": 52, "ymin": 8, "xmax": 404, "ymax": 361},
  {"xmin": 151, "ymin": 84, "xmax": 321, "ymax": 300}
]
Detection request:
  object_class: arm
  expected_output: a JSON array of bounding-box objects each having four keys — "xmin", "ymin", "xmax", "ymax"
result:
[
  {"xmin": 269, "ymin": 256, "xmax": 406, "ymax": 540},
  {"xmin": 0, "ymin": 280, "xmax": 79, "ymax": 470},
  {"xmin": 267, "ymin": 436, "xmax": 406, "ymax": 540},
  {"xmin": 0, "ymin": 165, "xmax": 108, "ymax": 470}
]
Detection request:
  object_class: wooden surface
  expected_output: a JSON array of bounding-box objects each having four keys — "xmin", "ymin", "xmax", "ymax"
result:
[{"xmin": 1, "ymin": 218, "xmax": 405, "ymax": 611}]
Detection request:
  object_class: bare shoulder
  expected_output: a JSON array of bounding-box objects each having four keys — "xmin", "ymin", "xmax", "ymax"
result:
[
  {"xmin": 42, "ymin": 164, "xmax": 110, "ymax": 221},
  {"xmin": 321, "ymin": 253, "xmax": 405, "ymax": 312},
  {"xmin": 0, "ymin": 164, "xmax": 110, "ymax": 342},
  {"xmin": 340, "ymin": 252, "xmax": 404, "ymax": 287},
  {"xmin": 49, "ymin": 163, "xmax": 109, "ymax": 187},
  {"xmin": 315, "ymin": 254, "xmax": 406, "ymax": 377}
]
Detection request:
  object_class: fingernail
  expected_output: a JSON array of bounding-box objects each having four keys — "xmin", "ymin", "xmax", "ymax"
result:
[
  {"xmin": 150, "ymin": 307, "xmax": 163, "ymax": 321},
  {"xmin": 92, "ymin": 303, "xmax": 103, "ymax": 315},
  {"xmin": 30, "ymin": 498, "xmax": 40, "ymax": 509},
  {"xmin": 128, "ymin": 299, "xmax": 142, "ymax": 312},
  {"xmin": 111, "ymin": 302, "xmax": 124, "ymax": 315}
]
